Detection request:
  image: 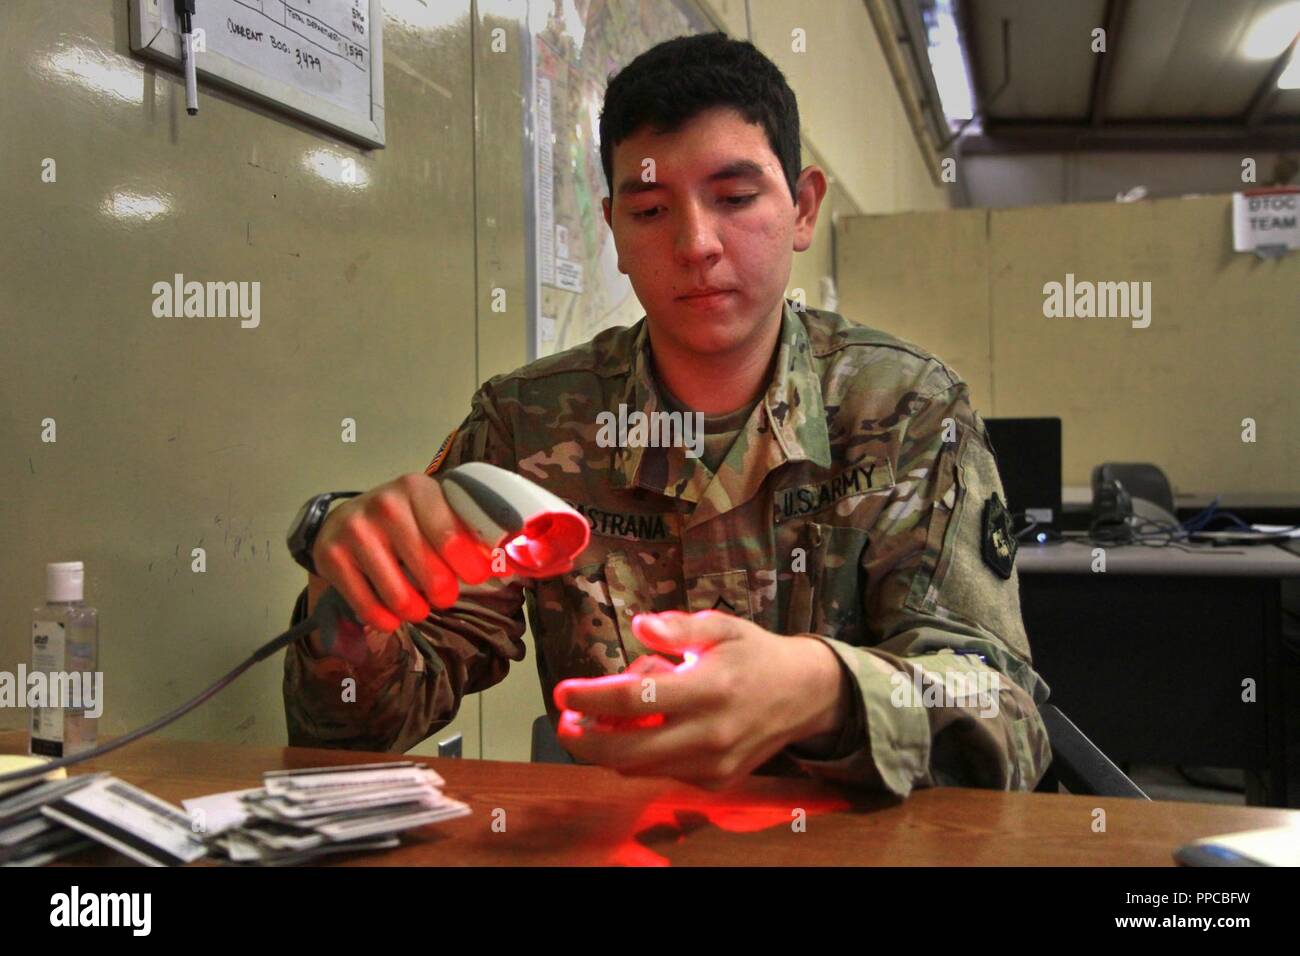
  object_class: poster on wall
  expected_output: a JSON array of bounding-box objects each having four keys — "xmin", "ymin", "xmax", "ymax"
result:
[{"xmin": 525, "ymin": 1, "xmax": 711, "ymax": 359}]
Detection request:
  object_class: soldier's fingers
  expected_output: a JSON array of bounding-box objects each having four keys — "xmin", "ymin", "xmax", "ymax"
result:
[
  {"xmin": 315, "ymin": 547, "xmax": 403, "ymax": 633},
  {"xmin": 625, "ymin": 654, "xmax": 676, "ymax": 676},
  {"xmin": 382, "ymin": 498, "xmax": 460, "ymax": 609},
  {"xmin": 407, "ymin": 476, "xmax": 494, "ymax": 585},
  {"xmin": 556, "ymin": 708, "xmax": 662, "ymax": 767},
  {"xmin": 554, "ymin": 668, "xmax": 706, "ymax": 718},
  {"xmin": 556, "ymin": 708, "xmax": 715, "ymax": 773},
  {"xmin": 345, "ymin": 521, "xmax": 431, "ymax": 624},
  {"xmin": 413, "ymin": 542, "xmax": 460, "ymax": 610},
  {"xmin": 553, "ymin": 673, "xmax": 650, "ymax": 718},
  {"xmin": 440, "ymin": 530, "xmax": 495, "ymax": 586},
  {"xmin": 631, "ymin": 611, "xmax": 742, "ymax": 657}
]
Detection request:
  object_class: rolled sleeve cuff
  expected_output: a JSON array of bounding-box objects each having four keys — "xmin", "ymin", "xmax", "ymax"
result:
[{"xmin": 785, "ymin": 636, "xmax": 931, "ymax": 798}]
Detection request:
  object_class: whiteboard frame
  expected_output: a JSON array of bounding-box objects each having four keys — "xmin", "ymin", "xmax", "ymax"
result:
[{"xmin": 129, "ymin": 0, "xmax": 385, "ymax": 149}]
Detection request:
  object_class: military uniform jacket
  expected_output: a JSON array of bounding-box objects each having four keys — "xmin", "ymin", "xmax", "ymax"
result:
[{"xmin": 284, "ymin": 302, "xmax": 1053, "ymax": 797}]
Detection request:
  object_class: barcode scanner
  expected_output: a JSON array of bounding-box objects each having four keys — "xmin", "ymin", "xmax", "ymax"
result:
[
  {"xmin": 0, "ymin": 464, "xmax": 590, "ymax": 787},
  {"xmin": 312, "ymin": 462, "xmax": 591, "ymax": 652},
  {"xmin": 439, "ymin": 462, "xmax": 591, "ymax": 577}
]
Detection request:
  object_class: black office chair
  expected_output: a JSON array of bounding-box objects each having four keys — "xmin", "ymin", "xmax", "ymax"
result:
[
  {"xmin": 533, "ymin": 706, "xmax": 1148, "ymax": 798},
  {"xmin": 1034, "ymin": 704, "xmax": 1148, "ymax": 799},
  {"xmin": 531, "ymin": 715, "xmax": 575, "ymax": 765}
]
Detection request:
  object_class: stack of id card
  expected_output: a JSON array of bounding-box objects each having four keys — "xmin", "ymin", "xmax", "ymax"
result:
[
  {"xmin": 181, "ymin": 761, "xmax": 471, "ymax": 866},
  {"xmin": 1, "ymin": 775, "xmax": 101, "ymax": 867},
  {"xmin": 0, "ymin": 772, "xmax": 208, "ymax": 868}
]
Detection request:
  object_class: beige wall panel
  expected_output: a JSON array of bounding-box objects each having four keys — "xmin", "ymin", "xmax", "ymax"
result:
[
  {"xmin": 836, "ymin": 209, "xmax": 994, "ymax": 410},
  {"xmin": 0, "ymin": 0, "xmax": 484, "ymax": 756},
  {"xmin": 837, "ymin": 195, "xmax": 1298, "ymax": 494},
  {"xmin": 990, "ymin": 195, "xmax": 1298, "ymax": 492}
]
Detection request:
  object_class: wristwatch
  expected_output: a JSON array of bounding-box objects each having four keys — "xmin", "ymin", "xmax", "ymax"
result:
[{"xmin": 286, "ymin": 491, "xmax": 364, "ymax": 577}]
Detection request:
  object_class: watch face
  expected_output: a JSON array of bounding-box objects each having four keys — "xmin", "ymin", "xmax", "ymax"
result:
[{"xmin": 288, "ymin": 498, "xmax": 317, "ymax": 543}]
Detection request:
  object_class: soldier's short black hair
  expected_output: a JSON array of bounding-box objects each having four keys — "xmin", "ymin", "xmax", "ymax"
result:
[{"xmin": 599, "ymin": 32, "xmax": 801, "ymax": 204}]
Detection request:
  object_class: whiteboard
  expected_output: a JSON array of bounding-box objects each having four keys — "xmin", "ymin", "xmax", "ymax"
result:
[{"xmin": 129, "ymin": 0, "xmax": 385, "ymax": 148}]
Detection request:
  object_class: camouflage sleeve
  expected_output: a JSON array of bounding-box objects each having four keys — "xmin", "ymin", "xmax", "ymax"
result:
[
  {"xmin": 785, "ymin": 379, "xmax": 1053, "ymax": 797},
  {"xmin": 282, "ymin": 381, "xmax": 529, "ymax": 753}
]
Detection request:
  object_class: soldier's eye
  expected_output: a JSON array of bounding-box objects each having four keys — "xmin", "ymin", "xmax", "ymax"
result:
[{"xmin": 630, "ymin": 206, "xmax": 663, "ymax": 220}]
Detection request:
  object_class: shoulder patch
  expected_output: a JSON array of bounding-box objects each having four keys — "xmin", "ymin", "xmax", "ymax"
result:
[
  {"xmin": 424, "ymin": 428, "xmax": 458, "ymax": 476},
  {"xmin": 981, "ymin": 492, "xmax": 1017, "ymax": 579}
]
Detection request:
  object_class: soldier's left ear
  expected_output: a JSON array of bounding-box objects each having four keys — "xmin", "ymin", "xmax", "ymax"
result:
[{"xmin": 791, "ymin": 166, "xmax": 827, "ymax": 253}]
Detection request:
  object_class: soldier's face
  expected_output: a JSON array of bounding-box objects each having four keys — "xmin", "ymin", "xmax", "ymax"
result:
[{"xmin": 602, "ymin": 106, "xmax": 824, "ymax": 356}]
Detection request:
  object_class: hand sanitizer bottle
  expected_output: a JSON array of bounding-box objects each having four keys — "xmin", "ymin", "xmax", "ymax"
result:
[{"xmin": 30, "ymin": 561, "xmax": 99, "ymax": 758}]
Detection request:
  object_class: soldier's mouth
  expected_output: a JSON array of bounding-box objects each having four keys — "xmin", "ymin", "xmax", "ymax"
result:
[{"xmin": 677, "ymin": 290, "xmax": 736, "ymax": 308}]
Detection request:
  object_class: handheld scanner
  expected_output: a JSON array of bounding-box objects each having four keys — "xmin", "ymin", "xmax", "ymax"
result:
[
  {"xmin": 438, "ymin": 461, "xmax": 590, "ymax": 577},
  {"xmin": 311, "ymin": 462, "xmax": 590, "ymax": 646}
]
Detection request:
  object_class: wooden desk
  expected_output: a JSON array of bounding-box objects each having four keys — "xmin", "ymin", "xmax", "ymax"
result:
[{"xmin": 4, "ymin": 732, "xmax": 1297, "ymax": 866}]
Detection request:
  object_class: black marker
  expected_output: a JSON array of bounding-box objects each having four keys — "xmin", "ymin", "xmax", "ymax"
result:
[{"xmin": 176, "ymin": 0, "xmax": 198, "ymax": 115}]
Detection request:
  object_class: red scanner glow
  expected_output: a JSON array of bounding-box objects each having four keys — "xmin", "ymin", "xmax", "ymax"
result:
[{"xmin": 502, "ymin": 510, "xmax": 590, "ymax": 577}]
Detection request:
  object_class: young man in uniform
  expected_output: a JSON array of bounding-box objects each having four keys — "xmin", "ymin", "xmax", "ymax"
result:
[{"xmin": 283, "ymin": 33, "xmax": 1051, "ymax": 796}]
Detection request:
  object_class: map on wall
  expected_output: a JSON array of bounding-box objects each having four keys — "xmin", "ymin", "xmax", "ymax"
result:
[{"xmin": 530, "ymin": 0, "xmax": 711, "ymax": 358}]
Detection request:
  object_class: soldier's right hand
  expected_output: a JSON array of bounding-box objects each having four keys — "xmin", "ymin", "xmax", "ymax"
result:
[{"xmin": 311, "ymin": 472, "xmax": 496, "ymax": 632}]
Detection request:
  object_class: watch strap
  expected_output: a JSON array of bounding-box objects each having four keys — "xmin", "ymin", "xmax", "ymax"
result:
[{"xmin": 290, "ymin": 491, "xmax": 363, "ymax": 577}]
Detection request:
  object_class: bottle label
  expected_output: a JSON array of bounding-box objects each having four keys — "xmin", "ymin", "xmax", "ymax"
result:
[{"xmin": 31, "ymin": 620, "xmax": 66, "ymax": 745}]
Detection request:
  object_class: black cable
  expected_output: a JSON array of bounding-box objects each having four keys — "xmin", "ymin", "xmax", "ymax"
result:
[
  {"xmin": 0, "ymin": 614, "xmax": 319, "ymax": 788},
  {"xmin": 1011, "ymin": 512, "xmax": 1040, "ymax": 541},
  {"xmin": 1068, "ymin": 523, "xmax": 1248, "ymax": 555}
]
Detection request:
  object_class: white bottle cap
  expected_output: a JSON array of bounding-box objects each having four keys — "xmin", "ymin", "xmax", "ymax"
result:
[{"xmin": 46, "ymin": 562, "xmax": 84, "ymax": 602}]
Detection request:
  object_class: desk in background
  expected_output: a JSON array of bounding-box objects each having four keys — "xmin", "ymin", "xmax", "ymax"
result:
[
  {"xmin": 1018, "ymin": 540, "xmax": 1300, "ymax": 807},
  {"xmin": 3, "ymin": 731, "xmax": 1297, "ymax": 866},
  {"xmin": 1060, "ymin": 487, "xmax": 1300, "ymax": 530}
]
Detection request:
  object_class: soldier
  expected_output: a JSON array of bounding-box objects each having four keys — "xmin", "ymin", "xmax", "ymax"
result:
[{"xmin": 283, "ymin": 32, "xmax": 1052, "ymax": 796}]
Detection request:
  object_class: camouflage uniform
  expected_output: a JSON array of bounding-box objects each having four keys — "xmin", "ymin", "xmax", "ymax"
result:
[{"xmin": 284, "ymin": 301, "xmax": 1053, "ymax": 797}]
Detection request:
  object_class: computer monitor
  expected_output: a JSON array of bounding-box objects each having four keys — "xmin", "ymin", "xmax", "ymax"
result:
[{"xmin": 984, "ymin": 417, "xmax": 1063, "ymax": 530}]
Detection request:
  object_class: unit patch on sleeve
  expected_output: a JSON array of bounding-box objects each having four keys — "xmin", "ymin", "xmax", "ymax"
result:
[{"xmin": 981, "ymin": 492, "xmax": 1017, "ymax": 579}]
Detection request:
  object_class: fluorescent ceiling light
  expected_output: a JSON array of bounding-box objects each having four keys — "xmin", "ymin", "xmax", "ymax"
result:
[
  {"xmin": 923, "ymin": 0, "xmax": 974, "ymax": 124},
  {"xmin": 1242, "ymin": 2, "xmax": 1300, "ymax": 60}
]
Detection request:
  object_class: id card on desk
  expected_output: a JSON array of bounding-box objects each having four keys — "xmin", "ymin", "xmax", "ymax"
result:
[{"xmin": 42, "ymin": 776, "xmax": 208, "ymax": 867}]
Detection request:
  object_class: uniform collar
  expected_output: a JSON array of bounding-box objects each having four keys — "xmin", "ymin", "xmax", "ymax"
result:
[{"xmin": 610, "ymin": 300, "xmax": 831, "ymax": 519}]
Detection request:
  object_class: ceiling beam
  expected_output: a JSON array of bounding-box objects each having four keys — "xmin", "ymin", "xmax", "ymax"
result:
[
  {"xmin": 964, "ymin": 121, "xmax": 1300, "ymax": 154},
  {"xmin": 1244, "ymin": 30, "xmax": 1300, "ymax": 130},
  {"xmin": 1088, "ymin": 0, "xmax": 1129, "ymax": 128}
]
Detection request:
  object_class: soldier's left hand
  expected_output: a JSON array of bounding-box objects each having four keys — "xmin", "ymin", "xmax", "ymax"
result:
[{"xmin": 553, "ymin": 610, "xmax": 849, "ymax": 788}]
